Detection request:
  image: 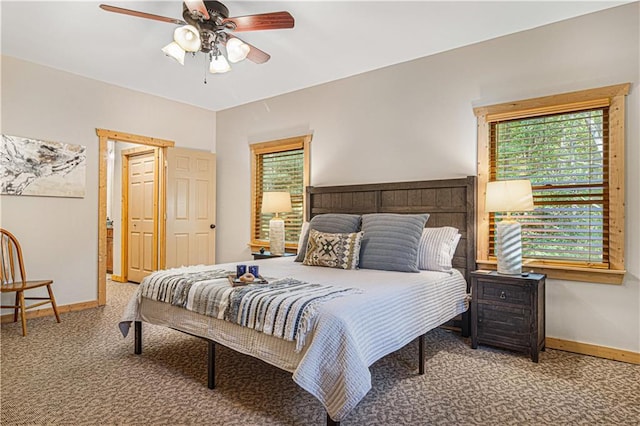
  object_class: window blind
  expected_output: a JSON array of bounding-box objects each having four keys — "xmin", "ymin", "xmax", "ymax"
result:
[
  {"xmin": 255, "ymin": 148, "xmax": 304, "ymax": 243},
  {"xmin": 490, "ymin": 108, "xmax": 609, "ymax": 265}
]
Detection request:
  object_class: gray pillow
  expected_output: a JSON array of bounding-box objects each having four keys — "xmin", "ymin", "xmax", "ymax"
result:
[
  {"xmin": 295, "ymin": 214, "xmax": 361, "ymax": 262},
  {"xmin": 359, "ymin": 213, "xmax": 430, "ymax": 273}
]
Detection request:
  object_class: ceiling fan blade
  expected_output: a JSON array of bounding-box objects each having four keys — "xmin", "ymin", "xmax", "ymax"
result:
[
  {"xmin": 223, "ymin": 11, "xmax": 294, "ymax": 32},
  {"xmin": 227, "ymin": 35, "xmax": 271, "ymax": 64},
  {"xmin": 184, "ymin": 0, "xmax": 210, "ymax": 20},
  {"xmin": 99, "ymin": 4, "xmax": 186, "ymax": 25}
]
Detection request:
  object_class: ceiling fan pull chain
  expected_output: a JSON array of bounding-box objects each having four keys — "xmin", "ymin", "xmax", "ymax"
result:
[{"xmin": 204, "ymin": 53, "xmax": 209, "ymax": 84}]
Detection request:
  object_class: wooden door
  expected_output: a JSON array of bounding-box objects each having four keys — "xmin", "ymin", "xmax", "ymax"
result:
[
  {"xmin": 127, "ymin": 150, "xmax": 158, "ymax": 282},
  {"xmin": 165, "ymin": 148, "xmax": 216, "ymax": 268}
]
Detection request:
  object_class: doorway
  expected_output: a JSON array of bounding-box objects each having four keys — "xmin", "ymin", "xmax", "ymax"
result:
[{"xmin": 96, "ymin": 129, "xmax": 174, "ymax": 305}]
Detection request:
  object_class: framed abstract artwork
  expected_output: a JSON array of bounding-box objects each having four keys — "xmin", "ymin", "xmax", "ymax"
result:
[{"xmin": 1, "ymin": 134, "xmax": 87, "ymax": 198}]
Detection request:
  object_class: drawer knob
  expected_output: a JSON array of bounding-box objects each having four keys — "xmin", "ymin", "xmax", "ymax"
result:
[{"xmin": 500, "ymin": 291, "xmax": 506, "ymax": 299}]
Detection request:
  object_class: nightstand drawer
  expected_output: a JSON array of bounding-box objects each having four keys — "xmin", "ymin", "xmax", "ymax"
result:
[
  {"xmin": 477, "ymin": 280, "xmax": 529, "ymax": 306},
  {"xmin": 477, "ymin": 304, "xmax": 530, "ymax": 346}
]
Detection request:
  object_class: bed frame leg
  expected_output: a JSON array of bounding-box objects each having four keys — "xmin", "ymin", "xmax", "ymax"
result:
[
  {"xmin": 461, "ymin": 310, "xmax": 470, "ymax": 337},
  {"xmin": 326, "ymin": 412, "xmax": 340, "ymax": 426},
  {"xmin": 208, "ymin": 340, "xmax": 216, "ymax": 389},
  {"xmin": 418, "ymin": 333, "xmax": 425, "ymax": 375},
  {"xmin": 134, "ymin": 321, "xmax": 142, "ymax": 355}
]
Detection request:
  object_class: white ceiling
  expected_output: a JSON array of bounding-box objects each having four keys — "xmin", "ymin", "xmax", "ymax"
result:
[{"xmin": 1, "ymin": 1, "xmax": 630, "ymax": 112}]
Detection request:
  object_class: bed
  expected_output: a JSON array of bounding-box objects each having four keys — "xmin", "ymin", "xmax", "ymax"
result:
[{"xmin": 120, "ymin": 176, "xmax": 477, "ymax": 425}]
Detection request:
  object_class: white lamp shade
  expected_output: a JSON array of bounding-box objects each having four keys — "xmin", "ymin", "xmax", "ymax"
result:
[
  {"xmin": 226, "ymin": 38, "xmax": 250, "ymax": 63},
  {"xmin": 261, "ymin": 192, "xmax": 292, "ymax": 214},
  {"xmin": 162, "ymin": 42, "xmax": 185, "ymax": 65},
  {"xmin": 485, "ymin": 180, "xmax": 534, "ymax": 213},
  {"xmin": 174, "ymin": 25, "xmax": 201, "ymax": 52},
  {"xmin": 209, "ymin": 55, "xmax": 231, "ymax": 73}
]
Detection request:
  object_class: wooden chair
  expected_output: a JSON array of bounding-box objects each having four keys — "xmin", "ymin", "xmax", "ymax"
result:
[{"xmin": 1, "ymin": 228, "xmax": 61, "ymax": 336}]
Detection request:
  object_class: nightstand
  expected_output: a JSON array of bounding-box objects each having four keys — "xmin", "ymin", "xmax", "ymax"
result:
[
  {"xmin": 470, "ymin": 271, "xmax": 546, "ymax": 362},
  {"xmin": 251, "ymin": 251, "xmax": 296, "ymax": 260}
]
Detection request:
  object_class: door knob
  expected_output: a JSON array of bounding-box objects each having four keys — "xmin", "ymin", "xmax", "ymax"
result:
[{"xmin": 210, "ymin": 224, "xmax": 216, "ymax": 229}]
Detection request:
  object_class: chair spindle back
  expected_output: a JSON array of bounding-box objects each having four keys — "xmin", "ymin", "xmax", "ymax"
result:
[{"xmin": 0, "ymin": 229, "xmax": 27, "ymax": 287}]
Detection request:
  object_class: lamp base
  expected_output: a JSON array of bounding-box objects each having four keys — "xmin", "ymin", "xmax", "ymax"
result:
[
  {"xmin": 269, "ymin": 217, "xmax": 285, "ymax": 256},
  {"xmin": 496, "ymin": 219, "xmax": 522, "ymax": 275}
]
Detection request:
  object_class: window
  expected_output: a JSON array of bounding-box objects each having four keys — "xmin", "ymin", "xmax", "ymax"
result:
[
  {"xmin": 492, "ymin": 109, "xmax": 608, "ymax": 263},
  {"xmin": 250, "ymin": 135, "xmax": 311, "ymax": 251},
  {"xmin": 474, "ymin": 84, "xmax": 629, "ymax": 284}
]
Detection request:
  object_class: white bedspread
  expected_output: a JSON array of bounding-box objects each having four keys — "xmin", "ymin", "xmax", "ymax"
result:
[{"xmin": 120, "ymin": 257, "xmax": 469, "ymax": 421}]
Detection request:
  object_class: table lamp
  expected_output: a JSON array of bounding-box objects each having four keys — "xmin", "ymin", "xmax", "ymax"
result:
[
  {"xmin": 261, "ymin": 192, "xmax": 292, "ymax": 256},
  {"xmin": 485, "ymin": 180, "xmax": 534, "ymax": 275}
]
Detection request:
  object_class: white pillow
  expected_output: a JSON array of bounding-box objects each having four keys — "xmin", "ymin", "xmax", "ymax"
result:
[
  {"xmin": 297, "ymin": 222, "xmax": 310, "ymax": 252},
  {"xmin": 417, "ymin": 226, "xmax": 461, "ymax": 272}
]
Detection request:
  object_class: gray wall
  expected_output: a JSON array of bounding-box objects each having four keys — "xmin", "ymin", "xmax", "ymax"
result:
[
  {"xmin": 216, "ymin": 4, "xmax": 639, "ymax": 352},
  {"xmin": 1, "ymin": 56, "xmax": 216, "ymax": 308}
]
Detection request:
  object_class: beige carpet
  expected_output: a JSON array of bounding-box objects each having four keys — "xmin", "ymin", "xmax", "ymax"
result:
[{"xmin": 1, "ymin": 280, "xmax": 639, "ymax": 425}]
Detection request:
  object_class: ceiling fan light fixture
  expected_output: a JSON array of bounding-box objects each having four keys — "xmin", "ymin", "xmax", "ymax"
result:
[
  {"xmin": 226, "ymin": 38, "xmax": 250, "ymax": 63},
  {"xmin": 100, "ymin": 1, "xmax": 294, "ymax": 78},
  {"xmin": 174, "ymin": 25, "xmax": 201, "ymax": 52},
  {"xmin": 162, "ymin": 42, "xmax": 186, "ymax": 65},
  {"xmin": 209, "ymin": 55, "xmax": 231, "ymax": 74}
]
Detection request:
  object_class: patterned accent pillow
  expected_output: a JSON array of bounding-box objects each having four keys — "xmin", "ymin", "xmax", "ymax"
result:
[
  {"xmin": 359, "ymin": 213, "xmax": 430, "ymax": 273},
  {"xmin": 417, "ymin": 226, "xmax": 461, "ymax": 272},
  {"xmin": 295, "ymin": 214, "xmax": 361, "ymax": 262},
  {"xmin": 303, "ymin": 229, "xmax": 364, "ymax": 270}
]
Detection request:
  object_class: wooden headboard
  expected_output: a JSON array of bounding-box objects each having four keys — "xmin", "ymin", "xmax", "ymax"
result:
[{"xmin": 306, "ymin": 176, "xmax": 477, "ymax": 283}]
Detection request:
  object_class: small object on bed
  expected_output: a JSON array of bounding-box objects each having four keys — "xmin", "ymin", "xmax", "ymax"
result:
[
  {"xmin": 228, "ymin": 273, "xmax": 268, "ymax": 286},
  {"xmin": 236, "ymin": 264, "xmax": 247, "ymax": 276},
  {"xmin": 240, "ymin": 272, "xmax": 255, "ymax": 282}
]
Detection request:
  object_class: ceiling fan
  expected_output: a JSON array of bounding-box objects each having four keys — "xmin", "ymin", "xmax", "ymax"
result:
[{"xmin": 100, "ymin": 1, "xmax": 294, "ymax": 75}]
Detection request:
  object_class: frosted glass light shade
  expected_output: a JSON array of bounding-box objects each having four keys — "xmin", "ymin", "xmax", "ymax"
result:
[
  {"xmin": 209, "ymin": 55, "xmax": 231, "ymax": 73},
  {"xmin": 162, "ymin": 42, "xmax": 185, "ymax": 65},
  {"xmin": 485, "ymin": 180, "xmax": 534, "ymax": 213},
  {"xmin": 261, "ymin": 192, "xmax": 292, "ymax": 214},
  {"xmin": 174, "ymin": 25, "xmax": 201, "ymax": 52},
  {"xmin": 226, "ymin": 38, "xmax": 250, "ymax": 63}
]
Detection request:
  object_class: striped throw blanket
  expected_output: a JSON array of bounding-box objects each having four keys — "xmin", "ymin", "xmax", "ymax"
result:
[
  {"xmin": 137, "ymin": 268, "xmax": 361, "ymax": 351},
  {"xmin": 139, "ymin": 268, "xmax": 234, "ymax": 319},
  {"xmin": 226, "ymin": 278, "xmax": 361, "ymax": 351}
]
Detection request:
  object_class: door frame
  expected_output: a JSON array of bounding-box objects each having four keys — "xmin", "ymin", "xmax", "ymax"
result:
[
  {"xmin": 121, "ymin": 146, "xmax": 159, "ymax": 283},
  {"xmin": 96, "ymin": 129, "xmax": 174, "ymax": 306}
]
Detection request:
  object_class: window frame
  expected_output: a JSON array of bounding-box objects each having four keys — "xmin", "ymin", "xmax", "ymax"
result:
[
  {"xmin": 249, "ymin": 134, "xmax": 311, "ymax": 252},
  {"xmin": 474, "ymin": 84, "xmax": 629, "ymax": 284}
]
